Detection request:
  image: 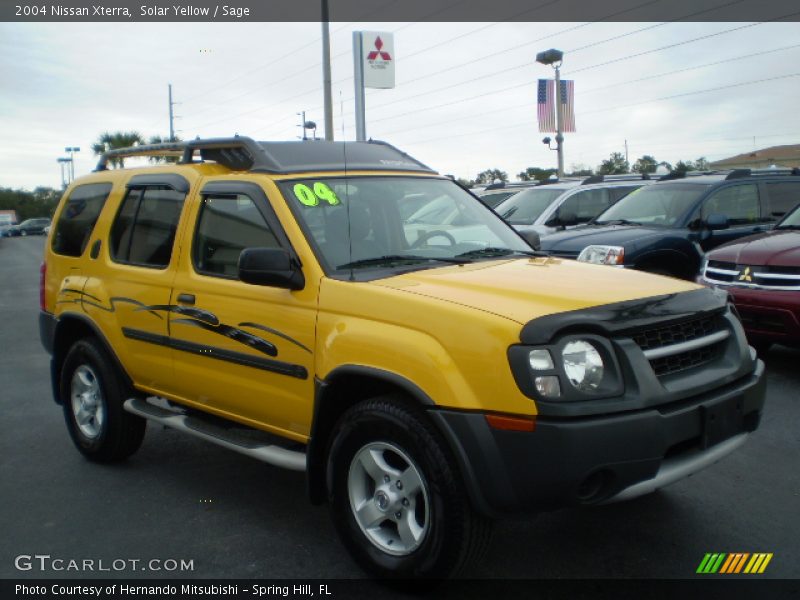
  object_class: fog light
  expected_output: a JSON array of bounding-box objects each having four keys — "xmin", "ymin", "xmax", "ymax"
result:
[
  {"xmin": 535, "ymin": 375, "xmax": 561, "ymax": 398},
  {"xmin": 529, "ymin": 349, "xmax": 554, "ymax": 370}
]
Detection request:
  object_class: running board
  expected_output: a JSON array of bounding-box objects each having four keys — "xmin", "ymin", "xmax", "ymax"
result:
[{"xmin": 124, "ymin": 398, "xmax": 306, "ymax": 472}]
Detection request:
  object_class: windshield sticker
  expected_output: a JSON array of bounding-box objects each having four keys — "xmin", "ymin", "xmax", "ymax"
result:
[{"xmin": 293, "ymin": 182, "xmax": 341, "ymax": 207}]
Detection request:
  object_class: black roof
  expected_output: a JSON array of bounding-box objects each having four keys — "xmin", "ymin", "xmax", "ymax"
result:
[{"xmin": 95, "ymin": 136, "xmax": 437, "ymax": 175}]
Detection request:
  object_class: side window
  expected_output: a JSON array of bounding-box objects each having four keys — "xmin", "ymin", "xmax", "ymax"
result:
[
  {"xmin": 701, "ymin": 184, "xmax": 759, "ymax": 226},
  {"xmin": 765, "ymin": 182, "xmax": 800, "ymax": 220},
  {"xmin": 609, "ymin": 186, "xmax": 640, "ymax": 203},
  {"xmin": 193, "ymin": 194, "xmax": 279, "ymax": 278},
  {"xmin": 110, "ymin": 186, "xmax": 185, "ymax": 268},
  {"xmin": 560, "ymin": 189, "xmax": 610, "ymax": 223},
  {"xmin": 51, "ymin": 183, "xmax": 112, "ymax": 257}
]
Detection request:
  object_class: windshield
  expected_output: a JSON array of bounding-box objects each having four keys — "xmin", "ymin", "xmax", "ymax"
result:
[
  {"xmin": 280, "ymin": 176, "xmax": 532, "ymax": 274},
  {"xmin": 594, "ymin": 183, "xmax": 710, "ymax": 227},
  {"xmin": 777, "ymin": 203, "xmax": 800, "ymax": 228},
  {"xmin": 495, "ymin": 188, "xmax": 564, "ymax": 225}
]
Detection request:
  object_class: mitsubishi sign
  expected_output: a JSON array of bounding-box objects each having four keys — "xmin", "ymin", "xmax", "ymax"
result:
[{"xmin": 360, "ymin": 31, "xmax": 395, "ymax": 89}]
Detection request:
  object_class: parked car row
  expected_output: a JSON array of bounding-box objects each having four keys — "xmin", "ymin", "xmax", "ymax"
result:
[
  {"xmin": 477, "ymin": 168, "xmax": 800, "ymax": 351},
  {"xmin": 1, "ymin": 217, "xmax": 51, "ymax": 237}
]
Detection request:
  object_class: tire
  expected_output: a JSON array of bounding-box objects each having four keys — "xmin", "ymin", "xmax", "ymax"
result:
[
  {"xmin": 60, "ymin": 338, "xmax": 146, "ymax": 462},
  {"xmin": 326, "ymin": 396, "xmax": 492, "ymax": 580}
]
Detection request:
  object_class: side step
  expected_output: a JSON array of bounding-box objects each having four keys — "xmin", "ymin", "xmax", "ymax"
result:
[{"xmin": 124, "ymin": 397, "xmax": 306, "ymax": 472}]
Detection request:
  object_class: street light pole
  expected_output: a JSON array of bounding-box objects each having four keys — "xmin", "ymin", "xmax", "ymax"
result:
[
  {"xmin": 553, "ymin": 64, "xmax": 564, "ymax": 179},
  {"xmin": 321, "ymin": 0, "xmax": 334, "ymax": 141},
  {"xmin": 536, "ymin": 49, "xmax": 565, "ymax": 179},
  {"xmin": 65, "ymin": 146, "xmax": 80, "ymax": 182}
]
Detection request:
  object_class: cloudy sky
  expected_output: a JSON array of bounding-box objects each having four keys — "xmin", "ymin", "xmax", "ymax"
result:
[{"xmin": 1, "ymin": 18, "xmax": 798, "ymax": 189}]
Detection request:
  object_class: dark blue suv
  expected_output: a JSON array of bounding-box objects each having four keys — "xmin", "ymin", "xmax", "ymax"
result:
[{"xmin": 539, "ymin": 169, "xmax": 800, "ymax": 279}]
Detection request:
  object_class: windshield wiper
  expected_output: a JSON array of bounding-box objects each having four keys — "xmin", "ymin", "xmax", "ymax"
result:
[
  {"xmin": 337, "ymin": 255, "xmax": 471, "ymax": 269},
  {"xmin": 595, "ymin": 219, "xmax": 643, "ymax": 226},
  {"xmin": 455, "ymin": 247, "xmax": 544, "ymax": 259},
  {"xmin": 775, "ymin": 224, "xmax": 800, "ymax": 230}
]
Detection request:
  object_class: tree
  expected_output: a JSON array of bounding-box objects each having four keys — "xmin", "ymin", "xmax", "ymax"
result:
[
  {"xmin": 474, "ymin": 169, "xmax": 508, "ymax": 184},
  {"xmin": 673, "ymin": 160, "xmax": 694, "ymax": 175},
  {"xmin": 91, "ymin": 131, "xmax": 145, "ymax": 168},
  {"xmin": 632, "ymin": 155, "xmax": 658, "ymax": 174},
  {"xmin": 694, "ymin": 157, "xmax": 710, "ymax": 171},
  {"xmin": 517, "ymin": 167, "xmax": 557, "ymax": 182},
  {"xmin": 598, "ymin": 152, "xmax": 629, "ymax": 175},
  {"xmin": 147, "ymin": 134, "xmax": 183, "ymax": 164},
  {"xmin": 567, "ymin": 163, "xmax": 593, "ymax": 177},
  {"xmin": 0, "ymin": 186, "xmax": 61, "ymax": 220}
]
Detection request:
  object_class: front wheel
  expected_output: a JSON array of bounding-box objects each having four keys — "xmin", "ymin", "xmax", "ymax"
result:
[
  {"xmin": 326, "ymin": 396, "xmax": 492, "ymax": 579},
  {"xmin": 61, "ymin": 338, "xmax": 146, "ymax": 462}
]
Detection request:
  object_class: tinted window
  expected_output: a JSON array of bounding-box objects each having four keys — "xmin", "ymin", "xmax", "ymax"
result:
[
  {"xmin": 558, "ymin": 189, "xmax": 611, "ymax": 223},
  {"xmin": 597, "ymin": 183, "xmax": 709, "ymax": 227},
  {"xmin": 609, "ymin": 185, "xmax": 642, "ymax": 203},
  {"xmin": 765, "ymin": 182, "xmax": 800, "ymax": 219},
  {"xmin": 496, "ymin": 188, "xmax": 564, "ymax": 225},
  {"xmin": 701, "ymin": 184, "xmax": 759, "ymax": 225},
  {"xmin": 110, "ymin": 187, "xmax": 184, "ymax": 268},
  {"xmin": 193, "ymin": 194, "xmax": 279, "ymax": 278},
  {"xmin": 52, "ymin": 183, "xmax": 112, "ymax": 257}
]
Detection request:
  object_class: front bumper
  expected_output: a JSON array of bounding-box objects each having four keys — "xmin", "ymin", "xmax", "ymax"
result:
[
  {"xmin": 727, "ymin": 287, "xmax": 800, "ymax": 345},
  {"xmin": 430, "ymin": 360, "xmax": 765, "ymax": 517}
]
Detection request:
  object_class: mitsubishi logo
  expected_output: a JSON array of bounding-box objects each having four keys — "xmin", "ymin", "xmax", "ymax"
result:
[
  {"xmin": 739, "ymin": 267, "xmax": 753, "ymax": 282},
  {"xmin": 367, "ymin": 37, "xmax": 392, "ymax": 61}
]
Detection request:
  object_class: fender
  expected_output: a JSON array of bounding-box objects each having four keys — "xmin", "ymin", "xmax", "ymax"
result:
[{"xmin": 49, "ymin": 311, "xmax": 135, "ymax": 404}]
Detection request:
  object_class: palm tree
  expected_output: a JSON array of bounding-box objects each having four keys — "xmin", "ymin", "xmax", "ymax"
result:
[
  {"xmin": 91, "ymin": 131, "xmax": 145, "ymax": 168},
  {"xmin": 146, "ymin": 134, "xmax": 183, "ymax": 164}
]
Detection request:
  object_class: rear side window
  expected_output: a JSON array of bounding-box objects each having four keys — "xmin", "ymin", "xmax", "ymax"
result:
[
  {"xmin": 559, "ymin": 189, "xmax": 611, "ymax": 223},
  {"xmin": 765, "ymin": 182, "xmax": 800, "ymax": 219},
  {"xmin": 51, "ymin": 183, "xmax": 112, "ymax": 257},
  {"xmin": 193, "ymin": 194, "xmax": 279, "ymax": 278},
  {"xmin": 110, "ymin": 187, "xmax": 185, "ymax": 268},
  {"xmin": 701, "ymin": 184, "xmax": 760, "ymax": 225}
]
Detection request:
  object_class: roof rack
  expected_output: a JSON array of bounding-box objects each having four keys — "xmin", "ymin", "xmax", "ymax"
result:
[
  {"xmin": 580, "ymin": 173, "xmax": 650, "ymax": 185},
  {"xmin": 94, "ymin": 136, "xmax": 436, "ymax": 174},
  {"xmin": 95, "ymin": 142, "xmax": 186, "ymax": 171}
]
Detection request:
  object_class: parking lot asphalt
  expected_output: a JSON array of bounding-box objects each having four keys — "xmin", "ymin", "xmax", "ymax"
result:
[{"xmin": 1, "ymin": 235, "xmax": 798, "ymax": 582}]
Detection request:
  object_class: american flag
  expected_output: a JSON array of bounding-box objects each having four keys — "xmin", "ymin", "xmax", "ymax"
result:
[
  {"xmin": 537, "ymin": 79, "xmax": 576, "ymax": 133},
  {"xmin": 537, "ymin": 79, "xmax": 555, "ymax": 132}
]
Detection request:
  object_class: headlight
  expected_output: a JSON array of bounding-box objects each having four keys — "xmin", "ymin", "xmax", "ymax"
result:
[
  {"xmin": 561, "ymin": 340, "xmax": 604, "ymax": 391},
  {"xmin": 577, "ymin": 245, "xmax": 625, "ymax": 265}
]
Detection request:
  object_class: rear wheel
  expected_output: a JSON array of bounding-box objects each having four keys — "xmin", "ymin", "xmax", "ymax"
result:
[
  {"xmin": 61, "ymin": 338, "xmax": 146, "ymax": 462},
  {"xmin": 326, "ymin": 396, "xmax": 492, "ymax": 579}
]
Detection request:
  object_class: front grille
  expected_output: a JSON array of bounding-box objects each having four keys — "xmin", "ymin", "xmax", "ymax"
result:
[
  {"xmin": 648, "ymin": 342, "xmax": 723, "ymax": 377},
  {"xmin": 629, "ymin": 314, "xmax": 726, "ymax": 378},
  {"xmin": 632, "ymin": 315, "xmax": 716, "ymax": 352},
  {"xmin": 704, "ymin": 261, "xmax": 800, "ymax": 290}
]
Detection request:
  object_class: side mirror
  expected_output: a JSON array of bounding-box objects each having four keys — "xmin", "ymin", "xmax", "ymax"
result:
[
  {"xmin": 238, "ymin": 247, "xmax": 305, "ymax": 290},
  {"xmin": 519, "ymin": 229, "xmax": 541, "ymax": 250},
  {"xmin": 705, "ymin": 213, "xmax": 729, "ymax": 230},
  {"xmin": 545, "ymin": 210, "xmax": 578, "ymax": 228}
]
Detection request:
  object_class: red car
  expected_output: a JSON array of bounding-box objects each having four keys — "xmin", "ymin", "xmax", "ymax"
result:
[{"xmin": 700, "ymin": 202, "xmax": 800, "ymax": 353}]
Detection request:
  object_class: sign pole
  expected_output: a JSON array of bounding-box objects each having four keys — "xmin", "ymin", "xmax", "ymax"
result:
[{"xmin": 353, "ymin": 32, "xmax": 367, "ymax": 142}]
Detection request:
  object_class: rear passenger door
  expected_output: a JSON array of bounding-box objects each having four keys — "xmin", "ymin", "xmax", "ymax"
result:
[
  {"xmin": 81, "ymin": 175, "xmax": 190, "ymax": 396},
  {"xmin": 166, "ymin": 181, "xmax": 317, "ymax": 441}
]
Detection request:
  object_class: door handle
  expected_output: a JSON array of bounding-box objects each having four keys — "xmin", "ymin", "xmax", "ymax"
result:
[{"xmin": 176, "ymin": 293, "xmax": 195, "ymax": 306}]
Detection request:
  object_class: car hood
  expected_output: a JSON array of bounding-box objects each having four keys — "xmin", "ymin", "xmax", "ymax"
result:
[
  {"xmin": 707, "ymin": 230, "xmax": 800, "ymax": 267},
  {"xmin": 373, "ymin": 257, "xmax": 698, "ymax": 324},
  {"xmin": 539, "ymin": 225, "xmax": 667, "ymax": 254}
]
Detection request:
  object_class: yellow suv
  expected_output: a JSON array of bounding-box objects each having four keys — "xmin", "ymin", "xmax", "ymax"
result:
[{"xmin": 40, "ymin": 137, "xmax": 765, "ymax": 578}]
